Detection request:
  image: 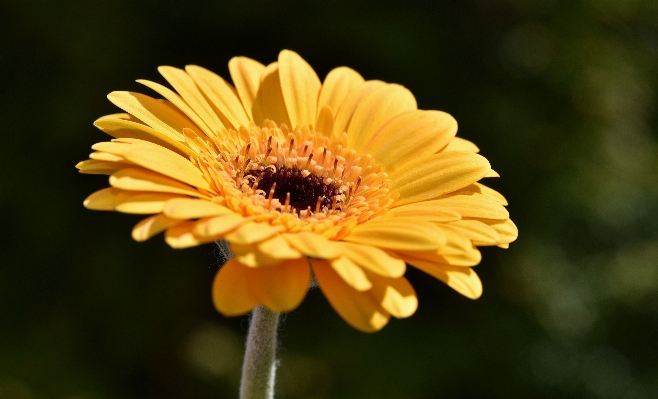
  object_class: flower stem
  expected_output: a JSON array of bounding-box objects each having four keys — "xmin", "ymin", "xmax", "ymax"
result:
[{"xmin": 239, "ymin": 305, "xmax": 280, "ymax": 399}]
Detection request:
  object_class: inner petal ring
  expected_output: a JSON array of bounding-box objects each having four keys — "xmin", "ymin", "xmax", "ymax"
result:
[{"xmin": 193, "ymin": 120, "xmax": 397, "ymax": 237}]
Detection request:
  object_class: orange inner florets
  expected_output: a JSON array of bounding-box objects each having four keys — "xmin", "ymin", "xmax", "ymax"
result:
[{"xmin": 191, "ymin": 120, "xmax": 397, "ymax": 236}]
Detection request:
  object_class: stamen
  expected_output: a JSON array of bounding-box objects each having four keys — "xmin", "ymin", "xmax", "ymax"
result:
[
  {"xmin": 284, "ymin": 192, "xmax": 291, "ymax": 213},
  {"xmin": 267, "ymin": 182, "xmax": 276, "ymax": 208},
  {"xmin": 305, "ymin": 153, "xmax": 314, "ymax": 170},
  {"xmin": 253, "ymin": 173, "xmax": 263, "ymax": 192},
  {"xmin": 315, "ymin": 196, "xmax": 323, "ymax": 214},
  {"xmin": 303, "ymin": 144, "xmax": 309, "ymax": 156},
  {"xmin": 321, "ymin": 147, "xmax": 327, "ymax": 164},
  {"xmin": 245, "ymin": 142, "xmax": 251, "ymax": 156},
  {"xmin": 267, "ymin": 136, "xmax": 272, "ymax": 148},
  {"xmin": 354, "ymin": 176, "xmax": 362, "ymax": 193},
  {"xmin": 331, "ymin": 196, "xmax": 337, "ymax": 212},
  {"xmin": 285, "ymin": 138, "xmax": 294, "ymax": 161}
]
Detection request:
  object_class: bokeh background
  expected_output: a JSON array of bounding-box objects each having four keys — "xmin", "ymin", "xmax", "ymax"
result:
[{"xmin": 2, "ymin": 0, "xmax": 658, "ymax": 398}]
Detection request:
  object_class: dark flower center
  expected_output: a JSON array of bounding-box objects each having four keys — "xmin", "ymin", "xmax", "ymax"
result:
[{"xmin": 245, "ymin": 167, "xmax": 340, "ymax": 214}]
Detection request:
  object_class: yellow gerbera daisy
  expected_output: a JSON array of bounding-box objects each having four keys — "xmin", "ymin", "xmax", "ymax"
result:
[{"xmin": 78, "ymin": 50, "xmax": 517, "ymax": 332}]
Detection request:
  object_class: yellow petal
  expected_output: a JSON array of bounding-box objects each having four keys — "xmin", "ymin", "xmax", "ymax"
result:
[
  {"xmin": 164, "ymin": 220, "xmax": 216, "ymax": 248},
  {"xmin": 98, "ymin": 112, "xmax": 141, "ymax": 123},
  {"xmin": 442, "ymin": 137, "xmax": 479, "ymax": 153},
  {"xmin": 233, "ymin": 245, "xmax": 285, "ymax": 268},
  {"xmin": 485, "ymin": 169, "xmax": 500, "ymax": 178},
  {"xmin": 472, "ymin": 183, "xmax": 508, "ymax": 205},
  {"xmin": 136, "ymin": 78, "xmax": 214, "ymax": 139},
  {"xmin": 185, "ymin": 65, "xmax": 251, "ymax": 129},
  {"xmin": 422, "ymin": 191, "xmax": 509, "ymax": 220},
  {"xmin": 252, "ymin": 63, "xmax": 290, "ymax": 126},
  {"xmin": 439, "ymin": 248, "xmax": 482, "ymax": 267},
  {"xmin": 481, "ymin": 218, "xmax": 518, "ymax": 244},
  {"xmin": 212, "ymin": 259, "xmax": 259, "ymax": 316},
  {"xmin": 121, "ymin": 144, "xmax": 212, "ymax": 190},
  {"xmin": 114, "ymin": 192, "xmax": 184, "ymax": 214},
  {"xmin": 446, "ymin": 220, "xmax": 501, "ymax": 246},
  {"xmin": 107, "ymin": 91, "xmax": 196, "ymax": 141},
  {"xmin": 391, "ymin": 152, "xmax": 490, "ymax": 206},
  {"xmin": 315, "ymin": 105, "xmax": 335, "ymax": 136},
  {"xmin": 347, "ymin": 83, "xmax": 417, "ymax": 152},
  {"xmin": 83, "ymin": 187, "xmax": 120, "ymax": 210},
  {"xmin": 278, "ymin": 50, "xmax": 321, "ymax": 128},
  {"xmin": 109, "ymin": 168, "xmax": 207, "ymax": 197},
  {"xmin": 163, "ymin": 198, "xmax": 233, "ymax": 219},
  {"xmin": 76, "ymin": 159, "xmax": 131, "ymax": 175},
  {"xmin": 91, "ymin": 141, "xmax": 133, "ymax": 156},
  {"xmin": 388, "ymin": 202, "xmax": 461, "ymax": 222},
  {"xmin": 398, "ymin": 227, "xmax": 482, "ymax": 267},
  {"xmin": 329, "ymin": 256, "xmax": 372, "ymax": 291},
  {"xmin": 344, "ymin": 218, "xmax": 445, "ymax": 251},
  {"xmin": 247, "ymin": 257, "xmax": 311, "ymax": 312},
  {"xmin": 311, "ymin": 259, "xmax": 390, "ymax": 333},
  {"xmin": 318, "ymin": 66, "xmax": 365, "ymax": 115},
  {"xmin": 228, "ymin": 56, "xmax": 266, "ymax": 121},
  {"xmin": 89, "ymin": 151, "xmax": 126, "ymax": 162},
  {"xmin": 437, "ymin": 226, "xmax": 483, "ymax": 266},
  {"xmin": 94, "ymin": 115, "xmax": 193, "ymax": 157},
  {"xmin": 367, "ymin": 273, "xmax": 418, "ymax": 318},
  {"xmin": 132, "ymin": 214, "xmax": 182, "ymax": 242},
  {"xmin": 364, "ymin": 110, "xmax": 457, "ymax": 173},
  {"xmin": 223, "ymin": 222, "xmax": 283, "ymax": 245},
  {"xmin": 115, "ymin": 136, "xmax": 183, "ymax": 150},
  {"xmin": 342, "ymin": 242, "xmax": 406, "ymax": 278},
  {"xmin": 334, "ymin": 80, "xmax": 386, "ymax": 135},
  {"xmin": 282, "ymin": 232, "xmax": 343, "ymax": 259},
  {"xmin": 413, "ymin": 263, "xmax": 483, "ymax": 299},
  {"xmin": 193, "ymin": 214, "xmax": 248, "ymax": 238},
  {"xmin": 256, "ymin": 235, "xmax": 303, "ymax": 260},
  {"xmin": 157, "ymin": 66, "xmax": 226, "ymax": 134}
]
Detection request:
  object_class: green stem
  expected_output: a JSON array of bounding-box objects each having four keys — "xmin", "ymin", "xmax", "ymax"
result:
[{"xmin": 239, "ymin": 305, "xmax": 280, "ymax": 399}]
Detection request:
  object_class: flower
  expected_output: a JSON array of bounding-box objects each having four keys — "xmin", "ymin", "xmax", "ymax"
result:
[{"xmin": 78, "ymin": 50, "xmax": 517, "ymax": 332}]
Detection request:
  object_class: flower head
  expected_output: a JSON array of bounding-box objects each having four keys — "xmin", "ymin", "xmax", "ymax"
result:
[{"xmin": 78, "ymin": 50, "xmax": 517, "ymax": 332}]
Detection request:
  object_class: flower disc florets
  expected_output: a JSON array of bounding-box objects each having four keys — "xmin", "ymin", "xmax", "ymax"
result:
[{"xmin": 194, "ymin": 120, "xmax": 395, "ymax": 238}]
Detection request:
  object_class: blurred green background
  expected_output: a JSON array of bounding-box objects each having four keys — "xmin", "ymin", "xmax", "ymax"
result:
[{"xmin": 2, "ymin": 0, "xmax": 658, "ymax": 398}]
